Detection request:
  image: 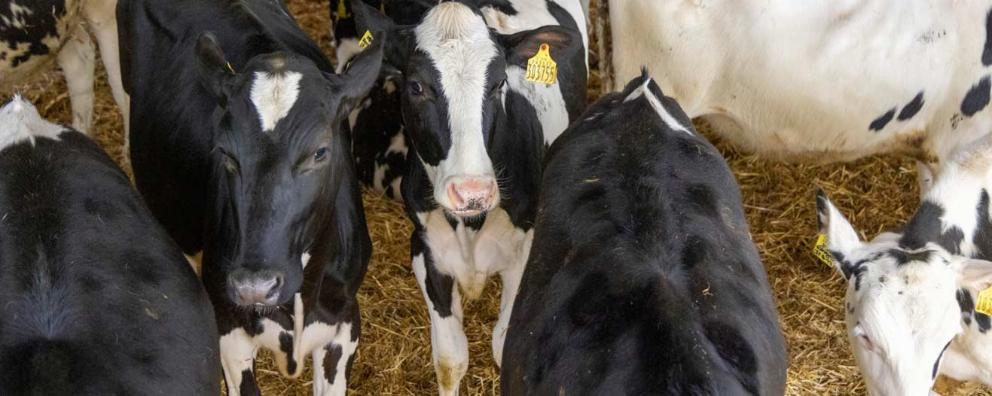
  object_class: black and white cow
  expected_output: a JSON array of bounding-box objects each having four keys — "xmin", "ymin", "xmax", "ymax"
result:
[
  {"xmin": 1, "ymin": 0, "xmax": 127, "ymax": 134},
  {"xmin": 818, "ymin": 139, "xmax": 992, "ymax": 395},
  {"xmin": 501, "ymin": 73, "xmax": 788, "ymax": 395},
  {"xmin": 351, "ymin": 0, "xmax": 587, "ymax": 201},
  {"xmin": 610, "ymin": 1, "xmax": 992, "ymax": 165},
  {"xmin": 352, "ymin": 1, "xmax": 584, "ymax": 393},
  {"xmin": 0, "ymin": 97, "xmax": 220, "ymax": 394},
  {"xmin": 118, "ymin": 0, "xmax": 381, "ymax": 394}
]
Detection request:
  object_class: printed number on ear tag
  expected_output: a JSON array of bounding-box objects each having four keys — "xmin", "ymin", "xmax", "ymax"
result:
[
  {"xmin": 977, "ymin": 288, "xmax": 992, "ymax": 316},
  {"xmin": 813, "ymin": 234, "xmax": 833, "ymax": 267},
  {"xmin": 359, "ymin": 30, "xmax": 374, "ymax": 49},
  {"xmin": 525, "ymin": 43, "xmax": 557, "ymax": 86}
]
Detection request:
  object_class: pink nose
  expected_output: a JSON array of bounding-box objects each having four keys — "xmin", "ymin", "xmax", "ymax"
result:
[{"xmin": 446, "ymin": 177, "xmax": 497, "ymax": 214}]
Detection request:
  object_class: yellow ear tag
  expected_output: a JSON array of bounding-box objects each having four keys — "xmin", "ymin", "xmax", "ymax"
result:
[
  {"xmin": 525, "ymin": 43, "xmax": 557, "ymax": 86},
  {"xmin": 977, "ymin": 288, "xmax": 992, "ymax": 316},
  {"xmin": 359, "ymin": 30, "xmax": 374, "ymax": 49},
  {"xmin": 813, "ymin": 234, "xmax": 833, "ymax": 267},
  {"xmin": 336, "ymin": 0, "xmax": 350, "ymax": 19}
]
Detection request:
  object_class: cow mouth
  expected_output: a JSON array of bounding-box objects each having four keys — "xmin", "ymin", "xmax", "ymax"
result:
[{"xmin": 449, "ymin": 208, "xmax": 485, "ymax": 218}]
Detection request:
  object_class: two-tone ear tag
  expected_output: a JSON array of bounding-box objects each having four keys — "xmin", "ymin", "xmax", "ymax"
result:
[
  {"xmin": 813, "ymin": 234, "xmax": 833, "ymax": 267},
  {"xmin": 977, "ymin": 288, "xmax": 992, "ymax": 316},
  {"xmin": 525, "ymin": 43, "xmax": 557, "ymax": 86},
  {"xmin": 359, "ymin": 30, "xmax": 374, "ymax": 49}
]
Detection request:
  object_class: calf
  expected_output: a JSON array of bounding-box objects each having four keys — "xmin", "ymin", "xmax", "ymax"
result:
[
  {"xmin": 351, "ymin": 0, "xmax": 587, "ymax": 201},
  {"xmin": 818, "ymin": 139, "xmax": 992, "ymax": 395},
  {"xmin": 352, "ymin": 1, "xmax": 584, "ymax": 393},
  {"xmin": 610, "ymin": 1, "xmax": 992, "ymax": 164},
  {"xmin": 118, "ymin": 0, "xmax": 381, "ymax": 394},
  {"xmin": 1, "ymin": 0, "xmax": 127, "ymax": 134},
  {"xmin": 0, "ymin": 97, "xmax": 219, "ymax": 394},
  {"xmin": 329, "ymin": 0, "xmax": 430, "ymax": 72},
  {"xmin": 501, "ymin": 73, "xmax": 788, "ymax": 395}
]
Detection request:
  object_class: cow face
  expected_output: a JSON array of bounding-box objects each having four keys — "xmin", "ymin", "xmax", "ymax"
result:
[
  {"xmin": 352, "ymin": 0, "xmax": 578, "ymax": 218},
  {"xmin": 194, "ymin": 33, "xmax": 382, "ymax": 309},
  {"xmin": 816, "ymin": 191, "xmax": 992, "ymax": 396}
]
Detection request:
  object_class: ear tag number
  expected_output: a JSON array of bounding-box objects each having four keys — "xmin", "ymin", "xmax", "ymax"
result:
[
  {"xmin": 525, "ymin": 43, "xmax": 557, "ymax": 86},
  {"xmin": 359, "ymin": 30, "xmax": 374, "ymax": 49},
  {"xmin": 977, "ymin": 288, "xmax": 992, "ymax": 316},
  {"xmin": 813, "ymin": 234, "xmax": 833, "ymax": 267}
]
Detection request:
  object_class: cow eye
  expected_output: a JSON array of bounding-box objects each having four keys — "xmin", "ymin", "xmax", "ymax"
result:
[
  {"xmin": 313, "ymin": 147, "xmax": 329, "ymax": 162},
  {"xmin": 408, "ymin": 81, "xmax": 424, "ymax": 96}
]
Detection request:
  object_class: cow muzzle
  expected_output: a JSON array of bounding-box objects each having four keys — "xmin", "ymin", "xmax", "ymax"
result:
[
  {"xmin": 444, "ymin": 176, "xmax": 498, "ymax": 217},
  {"xmin": 227, "ymin": 269, "xmax": 285, "ymax": 307}
]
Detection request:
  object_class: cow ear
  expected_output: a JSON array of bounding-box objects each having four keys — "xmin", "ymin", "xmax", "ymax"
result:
[
  {"xmin": 959, "ymin": 258, "xmax": 992, "ymax": 291},
  {"xmin": 350, "ymin": 0, "xmax": 415, "ymax": 69},
  {"xmin": 195, "ymin": 32, "xmax": 236, "ymax": 102},
  {"xmin": 328, "ymin": 29, "xmax": 385, "ymax": 120},
  {"xmin": 816, "ymin": 189, "xmax": 862, "ymax": 274},
  {"xmin": 498, "ymin": 25, "xmax": 581, "ymax": 68}
]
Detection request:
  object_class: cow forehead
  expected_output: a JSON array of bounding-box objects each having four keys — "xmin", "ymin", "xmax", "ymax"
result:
[
  {"xmin": 414, "ymin": 3, "xmax": 499, "ymax": 96},
  {"xmin": 250, "ymin": 71, "xmax": 304, "ymax": 132}
]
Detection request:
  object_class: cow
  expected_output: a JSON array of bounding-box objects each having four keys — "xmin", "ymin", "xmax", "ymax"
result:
[
  {"xmin": 610, "ymin": 1, "xmax": 992, "ymax": 167},
  {"xmin": 117, "ymin": 0, "xmax": 381, "ymax": 394},
  {"xmin": 0, "ymin": 0, "xmax": 127, "ymax": 134},
  {"xmin": 351, "ymin": 0, "xmax": 588, "ymax": 201},
  {"xmin": 0, "ymin": 97, "xmax": 220, "ymax": 394},
  {"xmin": 500, "ymin": 72, "xmax": 789, "ymax": 395},
  {"xmin": 817, "ymin": 137, "xmax": 992, "ymax": 395},
  {"xmin": 329, "ymin": 0, "xmax": 431, "ymax": 72},
  {"xmin": 352, "ymin": 1, "xmax": 586, "ymax": 393}
]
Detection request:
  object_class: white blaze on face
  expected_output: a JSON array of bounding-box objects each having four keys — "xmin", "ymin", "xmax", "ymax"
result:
[
  {"xmin": 414, "ymin": 3, "xmax": 499, "ymax": 206},
  {"xmin": 624, "ymin": 77, "xmax": 692, "ymax": 135},
  {"xmin": 0, "ymin": 95, "xmax": 65, "ymax": 149},
  {"xmin": 250, "ymin": 71, "xmax": 303, "ymax": 132},
  {"xmin": 301, "ymin": 252, "xmax": 311, "ymax": 270}
]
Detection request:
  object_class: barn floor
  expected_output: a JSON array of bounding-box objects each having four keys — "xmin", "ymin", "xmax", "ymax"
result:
[{"xmin": 5, "ymin": 0, "xmax": 992, "ymax": 395}]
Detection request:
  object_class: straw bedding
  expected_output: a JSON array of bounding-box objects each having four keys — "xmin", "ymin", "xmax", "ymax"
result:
[{"xmin": 3, "ymin": 0, "xmax": 990, "ymax": 394}]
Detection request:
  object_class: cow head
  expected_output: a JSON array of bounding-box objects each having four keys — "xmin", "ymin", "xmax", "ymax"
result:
[
  {"xmin": 194, "ymin": 32, "xmax": 382, "ymax": 309},
  {"xmin": 352, "ymin": 0, "xmax": 579, "ymax": 218},
  {"xmin": 816, "ymin": 191, "xmax": 992, "ymax": 395}
]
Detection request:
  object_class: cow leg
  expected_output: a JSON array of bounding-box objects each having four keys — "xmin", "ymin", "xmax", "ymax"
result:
[
  {"xmin": 312, "ymin": 316, "xmax": 360, "ymax": 396},
  {"xmin": 219, "ymin": 328, "xmax": 260, "ymax": 396},
  {"xmin": 84, "ymin": 0, "xmax": 131, "ymax": 167},
  {"xmin": 492, "ymin": 263, "xmax": 523, "ymax": 368},
  {"xmin": 413, "ymin": 251, "xmax": 468, "ymax": 396},
  {"xmin": 57, "ymin": 24, "xmax": 95, "ymax": 134}
]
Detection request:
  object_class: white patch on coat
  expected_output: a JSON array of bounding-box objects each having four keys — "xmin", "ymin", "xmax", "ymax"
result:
[
  {"xmin": 506, "ymin": 65, "xmax": 569, "ymax": 144},
  {"xmin": 219, "ymin": 328, "xmax": 258, "ymax": 395},
  {"xmin": 414, "ymin": 3, "xmax": 499, "ymax": 208},
  {"xmin": 373, "ymin": 129, "xmax": 408, "ymax": 193},
  {"xmin": 250, "ymin": 71, "xmax": 303, "ymax": 132},
  {"xmin": 306, "ymin": 321, "xmax": 357, "ymax": 396},
  {"xmin": 0, "ymin": 96, "xmax": 65, "ymax": 149},
  {"xmin": 623, "ymin": 77, "xmax": 691, "ymax": 135},
  {"xmin": 302, "ymin": 251, "xmax": 311, "ymax": 269}
]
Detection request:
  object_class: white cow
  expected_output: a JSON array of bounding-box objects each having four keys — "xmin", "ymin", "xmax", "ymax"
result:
[
  {"xmin": 611, "ymin": 0, "xmax": 992, "ymax": 164},
  {"xmin": 0, "ymin": 0, "xmax": 127, "ymax": 135},
  {"xmin": 818, "ymin": 138, "xmax": 992, "ymax": 395}
]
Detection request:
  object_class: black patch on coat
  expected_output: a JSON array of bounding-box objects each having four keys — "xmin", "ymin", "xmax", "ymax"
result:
[
  {"xmin": 957, "ymin": 288, "xmax": 992, "ymax": 332},
  {"xmin": 961, "ymin": 76, "xmax": 991, "ymax": 117},
  {"xmin": 411, "ymin": 234, "xmax": 455, "ymax": 317},
  {"xmin": 901, "ymin": 202, "xmax": 965, "ymax": 254},
  {"xmin": 0, "ymin": 0, "xmax": 68, "ymax": 67},
  {"xmin": 984, "ymin": 8, "xmax": 992, "ymax": 66},
  {"xmin": 886, "ymin": 249, "xmax": 934, "ymax": 266},
  {"xmin": 974, "ymin": 190, "xmax": 992, "ymax": 260},
  {"xmin": 324, "ymin": 344, "xmax": 343, "ymax": 384},
  {"xmin": 898, "ymin": 92, "xmax": 925, "ymax": 121},
  {"xmin": 279, "ymin": 332, "xmax": 296, "ymax": 374},
  {"xmin": 239, "ymin": 369, "xmax": 260, "ymax": 396},
  {"xmin": 868, "ymin": 108, "xmax": 896, "ymax": 131}
]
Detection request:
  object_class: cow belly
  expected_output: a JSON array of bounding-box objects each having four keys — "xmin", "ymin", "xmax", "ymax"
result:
[{"xmin": 421, "ymin": 208, "xmax": 530, "ymax": 298}]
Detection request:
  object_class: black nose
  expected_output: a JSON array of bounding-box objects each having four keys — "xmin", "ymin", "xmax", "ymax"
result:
[{"xmin": 227, "ymin": 270, "xmax": 284, "ymax": 306}]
